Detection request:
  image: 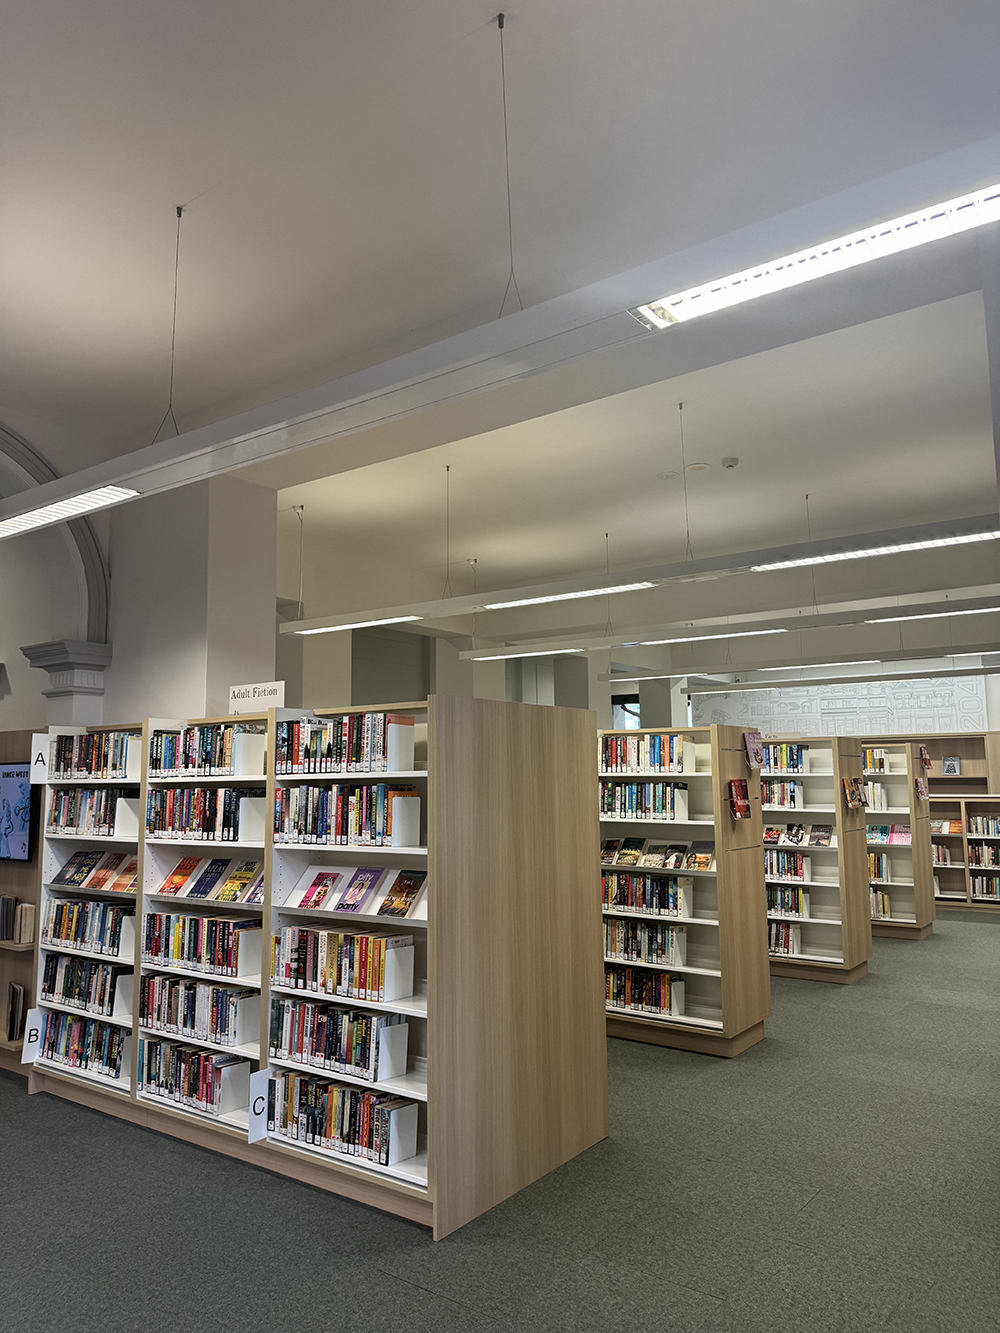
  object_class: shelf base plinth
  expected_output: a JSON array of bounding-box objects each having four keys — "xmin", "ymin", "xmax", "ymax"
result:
[
  {"xmin": 871, "ymin": 921, "xmax": 933, "ymax": 940},
  {"xmin": 606, "ymin": 1016, "xmax": 763, "ymax": 1058},
  {"xmin": 769, "ymin": 958, "xmax": 869, "ymax": 985}
]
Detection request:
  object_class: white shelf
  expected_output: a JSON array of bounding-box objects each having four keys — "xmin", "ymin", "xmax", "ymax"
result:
[
  {"xmin": 601, "ymin": 862, "xmax": 717, "ymax": 878},
  {"xmin": 40, "ymin": 941, "xmax": 133, "ymax": 965},
  {"xmin": 144, "ymin": 837, "xmax": 266, "ymax": 849},
  {"xmin": 265, "ymin": 1132, "xmax": 429, "ymax": 1189},
  {"xmin": 273, "ymin": 843, "xmax": 428, "ymax": 856},
  {"xmin": 872, "ymin": 914, "xmax": 918, "ymax": 924},
  {"xmin": 147, "ymin": 893, "xmax": 263, "ymax": 914},
  {"xmin": 866, "ymin": 842, "xmax": 912, "ymax": 849},
  {"xmin": 936, "ymin": 893, "xmax": 969, "ymax": 901},
  {"xmin": 275, "ymin": 771, "xmax": 427, "ymax": 783},
  {"xmin": 602, "ymin": 907, "xmax": 719, "ymax": 926},
  {"xmin": 870, "ymin": 879, "xmax": 915, "ymax": 887},
  {"xmin": 863, "ymin": 770, "xmax": 909, "ymax": 778},
  {"xmin": 48, "ymin": 776, "xmax": 140, "ymax": 786},
  {"xmin": 773, "ymin": 911, "xmax": 842, "ymax": 922},
  {"xmin": 45, "ymin": 832, "xmax": 139, "ymax": 844},
  {"xmin": 269, "ymin": 981, "xmax": 427, "ymax": 1020},
  {"xmin": 136, "ymin": 1090, "xmax": 249, "ymax": 1132},
  {"xmin": 269, "ymin": 1054, "xmax": 428, "ymax": 1102},
  {"xmin": 933, "ymin": 862, "xmax": 967, "ymax": 869},
  {"xmin": 147, "ymin": 775, "xmax": 266, "ymax": 785},
  {"xmin": 603, "ymin": 955, "xmax": 721, "ymax": 977},
  {"xmin": 769, "ymin": 950, "xmax": 846, "ymax": 964},
  {"xmin": 140, "ymin": 961, "xmax": 261, "ymax": 988},
  {"xmin": 967, "ymin": 834, "xmax": 1000, "ymax": 842},
  {"xmin": 765, "ymin": 877, "xmax": 840, "ymax": 888},
  {"xmin": 34, "ymin": 1058, "xmax": 131, "ymax": 1094},
  {"xmin": 38, "ymin": 997, "xmax": 133, "ymax": 1028},
  {"xmin": 597, "ymin": 770, "xmax": 710, "ymax": 778},
  {"xmin": 761, "ymin": 770, "xmax": 834, "ymax": 778},
  {"xmin": 600, "ymin": 817, "xmax": 716, "ymax": 826},
  {"xmin": 604, "ymin": 1004, "xmax": 724, "ymax": 1031},
  {"xmin": 762, "ymin": 806, "xmax": 836, "ymax": 814},
  {"xmin": 44, "ymin": 883, "xmax": 138, "ymax": 902},
  {"xmin": 275, "ymin": 904, "xmax": 428, "ymax": 929},
  {"xmin": 138, "ymin": 1026, "xmax": 259, "ymax": 1061}
]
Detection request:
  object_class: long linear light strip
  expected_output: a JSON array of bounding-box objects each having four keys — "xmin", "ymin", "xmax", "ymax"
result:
[
  {"xmin": 750, "ymin": 530, "xmax": 1000, "ymax": 572},
  {"xmin": 0, "ymin": 485, "xmax": 139, "ymax": 539},
  {"xmin": 639, "ymin": 628, "xmax": 788, "ymax": 646},
  {"xmin": 760, "ymin": 659, "xmax": 881, "ymax": 671},
  {"xmin": 865, "ymin": 606, "xmax": 1000, "ymax": 625},
  {"xmin": 470, "ymin": 648, "xmax": 586, "ymax": 661},
  {"xmin": 481, "ymin": 581, "xmax": 657, "ymax": 610},
  {"xmin": 628, "ymin": 181, "xmax": 1000, "ymax": 331},
  {"xmin": 295, "ymin": 615, "xmax": 423, "ymax": 636}
]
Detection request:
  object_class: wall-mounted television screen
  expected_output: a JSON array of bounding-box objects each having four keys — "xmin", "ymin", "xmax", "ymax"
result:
[{"xmin": 0, "ymin": 764, "xmax": 32, "ymax": 861}]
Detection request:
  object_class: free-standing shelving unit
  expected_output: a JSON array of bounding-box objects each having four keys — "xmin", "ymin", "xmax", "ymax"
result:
[
  {"xmin": 925, "ymin": 795, "xmax": 1000, "ymax": 912},
  {"xmin": 26, "ymin": 696, "xmax": 607, "ymax": 1240},
  {"xmin": 0, "ymin": 729, "xmax": 40, "ymax": 1072},
  {"xmin": 861, "ymin": 742, "xmax": 935, "ymax": 940},
  {"xmin": 598, "ymin": 724, "xmax": 770, "ymax": 1057},
  {"xmin": 760, "ymin": 737, "xmax": 871, "ymax": 984}
]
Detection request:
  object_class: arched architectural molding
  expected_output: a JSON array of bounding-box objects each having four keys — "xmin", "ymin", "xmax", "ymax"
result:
[{"xmin": 0, "ymin": 421, "xmax": 110, "ymax": 642}]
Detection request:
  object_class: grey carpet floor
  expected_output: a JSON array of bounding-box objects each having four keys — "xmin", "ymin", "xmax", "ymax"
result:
[{"xmin": 1, "ymin": 911, "xmax": 998, "ymax": 1333}]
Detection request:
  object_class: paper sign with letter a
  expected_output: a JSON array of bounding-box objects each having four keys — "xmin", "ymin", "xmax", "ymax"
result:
[
  {"xmin": 29, "ymin": 734, "xmax": 50, "ymax": 784},
  {"xmin": 247, "ymin": 1066, "xmax": 273, "ymax": 1143},
  {"xmin": 21, "ymin": 1008, "xmax": 42, "ymax": 1063}
]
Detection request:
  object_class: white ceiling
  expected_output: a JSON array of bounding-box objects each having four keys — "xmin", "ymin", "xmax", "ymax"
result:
[
  {"xmin": 279, "ymin": 293, "xmax": 996, "ymax": 612},
  {"xmin": 2, "ymin": 0, "xmax": 999, "ymax": 464}
]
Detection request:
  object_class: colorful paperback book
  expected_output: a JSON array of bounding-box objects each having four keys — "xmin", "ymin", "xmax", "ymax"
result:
[
  {"xmin": 729, "ymin": 779, "xmax": 750, "ymax": 819},
  {"xmin": 763, "ymin": 825, "xmax": 783, "ymax": 845},
  {"xmin": 293, "ymin": 869, "xmax": 345, "ymax": 909},
  {"xmin": 640, "ymin": 843, "xmax": 670, "ymax": 868},
  {"xmin": 929, "ymin": 820, "xmax": 946, "ymax": 834},
  {"xmin": 685, "ymin": 841, "xmax": 715, "ymax": 871},
  {"xmin": 868, "ymin": 825, "xmax": 891, "ymax": 844},
  {"xmin": 661, "ymin": 845, "xmax": 688, "ymax": 869},
  {"xmin": 808, "ymin": 824, "xmax": 833, "ymax": 847},
  {"xmin": 212, "ymin": 860, "xmax": 262, "ymax": 902},
  {"xmin": 600, "ymin": 839, "xmax": 623, "ymax": 864},
  {"xmin": 52, "ymin": 849, "xmax": 105, "ymax": 887},
  {"xmin": 377, "ymin": 868, "xmax": 428, "ymax": 917},
  {"xmin": 614, "ymin": 838, "xmax": 646, "ymax": 866},
  {"xmin": 105, "ymin": 857, "xmax": 139, "ymax": 894},
  {"xmin": 183, "ymin": 857, "xmax": 234, "ymax": 899},
  {"xmin": 336, "ymin": 866, "xmax": 385, "ymax": 913},
  {"xmin": 743, "ymin": 730, "xmax": 765, "ymax": 770},
  {"xmin": 238, "ymin": 867, "xmax": 266, "ymax": 905},
  {"xmin": 83, "ymin": 851, "xmax": 130, "ymax": 891},
  {"xmin": 157, "ymin": 856, "xmax": 207, "ymax": 896},
  {"xmin": 781, "ymin": 824, "xmax": 807, "ymax": 847},
  {"xmin": 888, "ymin": 824, "xmax": 912, "ymax": 846}
]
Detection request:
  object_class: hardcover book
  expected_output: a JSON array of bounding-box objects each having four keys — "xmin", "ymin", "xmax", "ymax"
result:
[
  {"xmin": 52, "ymin": 849, "xmax": 105, "ymax": 886},
  {"xmin": 640, "ymin": 843, "xmax": 669, "ymax": 868},
  {"xmin": 781, "ymin": 824, "xmax": 807, "ymax": 846},
  {"xmin": 336, "ymin": 866, "xmax": 385, "ymax": 913},
  {"xmin": 614, "ymin": 838, "xmax": 646, "ymax": 866},
  {"xmin": 763, "ymin": 825, "xmax": 783, "ymax": 844},
  {"xmin": 84, "ymin": 851, "xmax": 130, "ymax": 891},
  {"xmin": 728, "ymin": 778, "xmax": 750, "ymax": 819},
  {"xmin": 297, "ymin": 870, "xmax": 344, "ymax": 910},
  {"xmin": 105, "ymin": 857, "xmax": 138, "ymax": 894},
  {"xmin": 662, "ymin": 844, "xmax": 689, "ymax": 869},
  {"xmin": 157, "ymin": 856, "xmax": 206, "ymax": 896},
  {"xmin": 377, "ymin": 869, "xmax": 428, "ymax": 917},
  {"xmin": 743, "ymin": 730, "xmax": 765, "ymax": 769},
  {"xmin": 685, "ymin": 841, "xmax": 715, "ymax": 871},
  {"xmin": 212, "ymin": 860, "xmax": 262, "ymax": 902},
  {"xmin": 183, "ymin": 858, "xmax": 234, "ymax": 899},
  {"xmin": 600, "ymin": 839, "xmax": 622, "ymax": 864},
  {"xmin": 808, "ymin": 824, "xmax": 833, "ymax": 847}
]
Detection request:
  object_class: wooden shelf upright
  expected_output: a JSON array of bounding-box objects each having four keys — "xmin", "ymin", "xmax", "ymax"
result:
[
  {"xmin": 0, "ymin": 730, "xmax": 40, "ymax": 1071},
  {"xmin": 599, "ymin": 724, "xmax": 770, "ymax": 1057},
  {"xmin": 25, "ymin": 696, "xmax": 607, "ymax": 1240},
  {"xmin": 761, "ymin": 737, "xmax": 872, "ymax": 984},
  {"xmin": 861, "ymin": 741, "xmax": 935, "ymax": 940}
]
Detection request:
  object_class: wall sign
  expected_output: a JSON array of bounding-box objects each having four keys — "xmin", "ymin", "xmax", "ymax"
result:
[
  {"xmin": 21, "ymin": 1008, "xmax": 42, "ymax": 1063},
  {"xmin": 29, "ymin": 734, "xmax": 50, "ymax": 784},
  {"xmin": 229, "ymin": 681, "xmax": 285, "ymax": 715},
  {"xmin": 247, "ymin": 1066, "xmax": 273, "ymax": 1143}
]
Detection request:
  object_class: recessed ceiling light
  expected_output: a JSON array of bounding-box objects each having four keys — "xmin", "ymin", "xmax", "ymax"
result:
[
  {"xmin": 656, "ymin": 471, "xmax": 679, "ymax": 480},
  {"xmin": 685, "ymin": 463, "xmax": 712, "ymax": 473}
]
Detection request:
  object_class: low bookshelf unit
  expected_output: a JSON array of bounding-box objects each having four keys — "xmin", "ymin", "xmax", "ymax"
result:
[
  {"xmin": 599, "ymin": 724, "xmax": 770, "ymax": 1057},
  {"xmin": 928, "ymin": 795, "xmax": 1000, "ymax": 912},
  {"xmin": 861, "ymin": 742, "xmax": 935, "ymax": 940},
  {"xmin": 760, "ymin": 737, "xmax": 871, "ymax": 984},
  {"xmin": 25, "ymin": 697, "xmax": 607, "ymax": 1240}
]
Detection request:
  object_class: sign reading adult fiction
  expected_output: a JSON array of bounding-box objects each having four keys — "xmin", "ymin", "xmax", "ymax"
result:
[{"xmin": 229, "ymin": 680, "xmax": 285, "ymax": 715}]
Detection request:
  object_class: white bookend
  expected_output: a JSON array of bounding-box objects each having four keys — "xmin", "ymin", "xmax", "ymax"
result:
[
  {"xmin": 800, "ymin": 748, "xmax": 810, "ymax": 775},
  {"xmin": 386, "ymin": 1101, "xmax": 418, "ymax": 1166},
  {"xmin": 112, "ymin": 972, "xmax": 134, "ymax": 1022},
  {"xmin": 237, "ymin": 797, "xmax": 266, "ymax": 843},
  {"xmin": 672, "ymin": 787, "xmax": 689, "ymax": 822},
  {"xmin": 802, "ymin": 891, "xmax": 811, "ymax": 919},
  {"xmin": 115, "ymin": 914, "xmax": 136, "ymax": 960},
  {"xmin": 672, "ymin": 928, "xmax": 687, "ymax": 967},
  {"xmin": 113, "ymin": 797, "xmax": 140, "ymax": 840},
  {"xmin": 669, "ymin": 978, "xmax": 685, "ymax": 1018},
  {"xmin": 375, "ymin": 1021, "xmax": 409, "ymax": 1082},
  {"xmin": 802, "ymin": 855, "xmax": 812, "ymax": 881},
  {"xmin": 386, "ymin": 719, "xmax": 416, "ymax": 773},
  {"xmin": 233, "ymin": 993, "xmax": 260, "ymax": 1048},
  {"xmin": 216, "ymin": 1061, "xmax": 251, "ymax": 1116},
  {"xmin": 232, "ymin": 732, "xmax": 266, "ymax": 777},
  {"xmin": 234, "ymin": 929, "xmax": 262, "ymax": 980},
  {"xmin": 790, "ymin": 924, "xmax": 802, "ymax": 954},
  {"xmin": 381, "ymin": 943, "xmax": 415, "ymax": 1002},
  {"xmin": 680, "ymin": 740, "xmax": 695, "ymax": 774},
  {"xmin": 677, "ymin": 877, "xmax": 693, "ymax": 918},
  {"xmin": 123, "ymin": 737, "xmax": 141, "ymax": 783},
  {"xmin": 389, "ymin": 796, "xmax": 421, "ymax": 848}
]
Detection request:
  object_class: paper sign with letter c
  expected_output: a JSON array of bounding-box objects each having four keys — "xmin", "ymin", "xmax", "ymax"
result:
[{"xmin": 247, "ymin": 1066, "xmax": 273, "ymax": 1143}]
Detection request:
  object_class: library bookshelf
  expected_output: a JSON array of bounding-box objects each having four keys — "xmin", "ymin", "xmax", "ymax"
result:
[
  {"xmin": 25, "ymin": 697, "xmax": 607, "ymax": 1240},
  {"xmin": 0, "ymin": 730, "xmax": 38, "ymax": 1072},
  {"xmin": 926, "ymin": 794, "xmax": 1000, "ymax": 912},
  {"xmin": 598, "ymin": 724, "xmax": 770, "ymax": 1057},
  {"xmin": 760, "ymin": 738, "xmax": 871, "ymax": 985},
  {"xmin": 879, "ymin": 732, "xmax": 1000, "ymax": 798},
  {"xmin": 861, "ymin": 742, "xmax": 935, "ymax": 940}
]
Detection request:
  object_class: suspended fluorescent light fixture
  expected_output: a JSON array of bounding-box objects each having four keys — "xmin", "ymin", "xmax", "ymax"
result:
[
  {"xmin": 640, "ymin": 628, "xmax": 789, "ymax": 646},
  {"xmin": 470, "ymin": 648, "xmax": 586, "ymax": 661},
  {"xmin": 628, "ymin": 181, "xmax": 1000, "ymax": 330},
  {"xmin": 481, "ymin": 581, "xmax": 656, "ymax": 610},
  {"xmin": 760, "ymin": 660, "xmax": 880, "ymax": 671},
  {"xmin": 865, "ymin": 606, "xmax": 1000, "ymax": 625},
  {"xmin": 0, "ymin": 484, "xmax": 140, "ymax": 540},
  {"xmin": 295, "ymin": 615, "xmax": 424, "ymax": 636},
  {"xmin": 750, "ymin": 530, "xmax": 1000, "ymax": 572}
]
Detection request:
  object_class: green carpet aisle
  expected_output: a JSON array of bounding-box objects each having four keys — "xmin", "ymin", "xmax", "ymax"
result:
[{"xmin": 2, "ymin": 912, "xmax": 998, "ymax": 1333}]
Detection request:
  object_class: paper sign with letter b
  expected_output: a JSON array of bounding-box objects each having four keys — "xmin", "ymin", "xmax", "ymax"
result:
[
  {"xmin": 21, "ymin": 1008, "xmax": 42, "ymax": 1063},
  {"xmin": 247, "ymin": 1066, "xmax": 273, "ymax": 1143}
]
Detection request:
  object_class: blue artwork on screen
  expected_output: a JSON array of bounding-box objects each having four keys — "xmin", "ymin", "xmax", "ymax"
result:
[{"xmin": 0, "ymin": 765, "xmax": 31, "ymax": 860}]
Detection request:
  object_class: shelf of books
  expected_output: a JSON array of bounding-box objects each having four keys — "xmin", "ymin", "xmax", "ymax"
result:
[
  {"xmin": 760, "ymin": 738, "xmax": 872, "ymax": 984},
  {"xmin": 876, "ymin": 732, "xmax": 1000, "ymax": 798},
  {"xmin": 25, "ymin": 697, "xmax": 606, "ymax": 1240},
  {"xmin": 926, "ymin": 796, "xmax": 1000, "ymax": 911},
  {"xmin": 599, "ymin": 724, "xmax": 770, "ymax": 1057},
  {"xmin": 861, "ymin": 742, "xmax": 935, "ymax": 940},
  {"xmin": 0, "ymin": 730, "xmax": 38, "ymax": 1070}
]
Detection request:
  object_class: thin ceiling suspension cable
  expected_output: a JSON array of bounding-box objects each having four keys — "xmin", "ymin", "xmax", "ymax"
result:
[
  {"xmin": 151, "ymin": 205, "xmax": 185, "ymax": 445},
  {"xmin": 295, "ymin": 504, "xmax": 305, "ymax": 618},
  {"xmin": 468, "ymin": 558, "xmax": 479, "ymax": 648},
  {"xmin": 442, "ymin": 465, "xmax": 454, "ymax": 598},
  {"xmin": 804, "ymin": 493, "xmax": 819, "ymax": 616},
  {"xmin": 496, "ymin": 13, "xmax": 523, "ymax": 319},
  {"xmin": 678, "ymin": 402, "xmax": 694, "ymax": 561}
]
